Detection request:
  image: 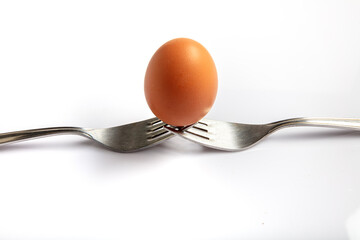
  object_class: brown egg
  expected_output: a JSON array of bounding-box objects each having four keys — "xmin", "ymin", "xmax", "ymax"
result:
[{"xmin": 144, "ymin": 38, "xmax": 218, "ymax": 127}]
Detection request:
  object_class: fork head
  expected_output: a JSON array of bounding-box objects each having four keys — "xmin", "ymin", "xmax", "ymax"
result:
[
  {"xmin": 87, "ymin": 117, "xmax": 173, "ymax": 152},
  {"xmin": 165, "ymin": 119, "xmax": 272, "ymax": 151}
]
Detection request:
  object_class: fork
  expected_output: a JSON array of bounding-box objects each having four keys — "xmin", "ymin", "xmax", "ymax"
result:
[
  {"xmin": 165, "ymin": 118, "xmax": 360, "ymax": 151},
  {"xmin": 0, "ymin": 117, "xmax": 173, "ymax": 152}
]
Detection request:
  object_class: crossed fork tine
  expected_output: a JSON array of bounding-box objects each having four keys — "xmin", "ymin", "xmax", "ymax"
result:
[{"xmin": 164, "ymin": 119, "xmax": 258, "ymax": 151}]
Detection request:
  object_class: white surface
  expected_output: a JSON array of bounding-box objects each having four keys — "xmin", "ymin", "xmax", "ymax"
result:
[{"xmin": 1, "ymin": 0, "xmax": 360, "ymax": 239}]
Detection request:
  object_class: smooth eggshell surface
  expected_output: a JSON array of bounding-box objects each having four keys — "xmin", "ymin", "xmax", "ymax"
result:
[{"xmin": 144, "ymin": 38, "xmax": 218, "ymax": 127}]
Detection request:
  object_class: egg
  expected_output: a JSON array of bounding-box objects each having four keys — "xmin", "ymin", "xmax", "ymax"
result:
[{"xmin": 144, "ymin": 38, "xmax": 218, "ymax": 127}]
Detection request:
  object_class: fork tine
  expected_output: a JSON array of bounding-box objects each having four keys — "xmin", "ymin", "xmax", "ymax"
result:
[
  {"xmin": 147, "ymin": 117, "xmax": 161, "ymax": 125},
  {"xmin": 192, "ymin": 125, "xmax": 208, "ymax": 132},
  {"xmin": 190, "ymin": 121, "xmax": 211, "ymax": 135},
  {"xmin": 147, "ymin": 132, "xmax": 173, "ymax": 144},
  {"xmin": 147, "ymin": 128, "xmax": 169, "ymax": 139},
  {"xmin": 197, "ymin": 119, "xmax": 210, "ymax": 126},
  {"xmin": 147, "ymin": 121, "xmax": 166, "ymax": 131},
  {"xmin": 178, "ymin": 130, "xmax": 210, "ymax": 144},
  {"xmin": 164, "ymin": 125, "xmax": 211, "ymax": 143},
  {"xmin": 184, "ymin": 129, "xmax": 210, "ymax": 140}
]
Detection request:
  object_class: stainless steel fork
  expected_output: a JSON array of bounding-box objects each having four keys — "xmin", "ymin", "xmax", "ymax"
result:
[
  {"xmin": 165, "ymin": 118, "xmax": 360, "ymax": 151},
  {"xmin": 0, "ymin": 118, "xmax": 173, "ymax": 152}
]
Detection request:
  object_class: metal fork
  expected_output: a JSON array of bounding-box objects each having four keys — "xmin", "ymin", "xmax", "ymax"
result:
[
  {"xmin": 165, "ymin": 118, "xmax": 360, "ymax": 151},
  {"xmin": 0, "ymin": 117, "xmax": 173, "ymax": 152}
]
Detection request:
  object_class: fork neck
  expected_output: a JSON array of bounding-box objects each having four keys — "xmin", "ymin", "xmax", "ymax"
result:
[
  {"xmin": 268, "ymin": 117, "xmax": 360, "ymax": 132},
  {"xmin": 0, "ymin": 127, "xmax": 91, "ymax": 145}
]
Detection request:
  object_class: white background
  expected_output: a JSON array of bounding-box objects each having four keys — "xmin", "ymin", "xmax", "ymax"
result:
[{"xmin": 1, "ymin": 0, "xmax": 360, "ymax": 239}]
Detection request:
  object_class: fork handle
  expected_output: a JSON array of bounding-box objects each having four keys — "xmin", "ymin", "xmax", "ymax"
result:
[
  {"xmin": 270, "ymin": 118, "xmax": 360, "ymax": 131},
  {"xmin": 0, "ymin": 127, "xmax": 90, "ymax": 145}
]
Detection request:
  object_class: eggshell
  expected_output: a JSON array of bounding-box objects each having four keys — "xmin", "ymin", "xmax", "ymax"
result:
[{"xmin": 144, "ymin": 38, "xmax": 218, "ymax": 127}]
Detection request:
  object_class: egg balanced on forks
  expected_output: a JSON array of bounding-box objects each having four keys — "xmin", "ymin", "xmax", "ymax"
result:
[{"xmin": 144, "ymin": 38, "xmax": 218, "ymax": 127}]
